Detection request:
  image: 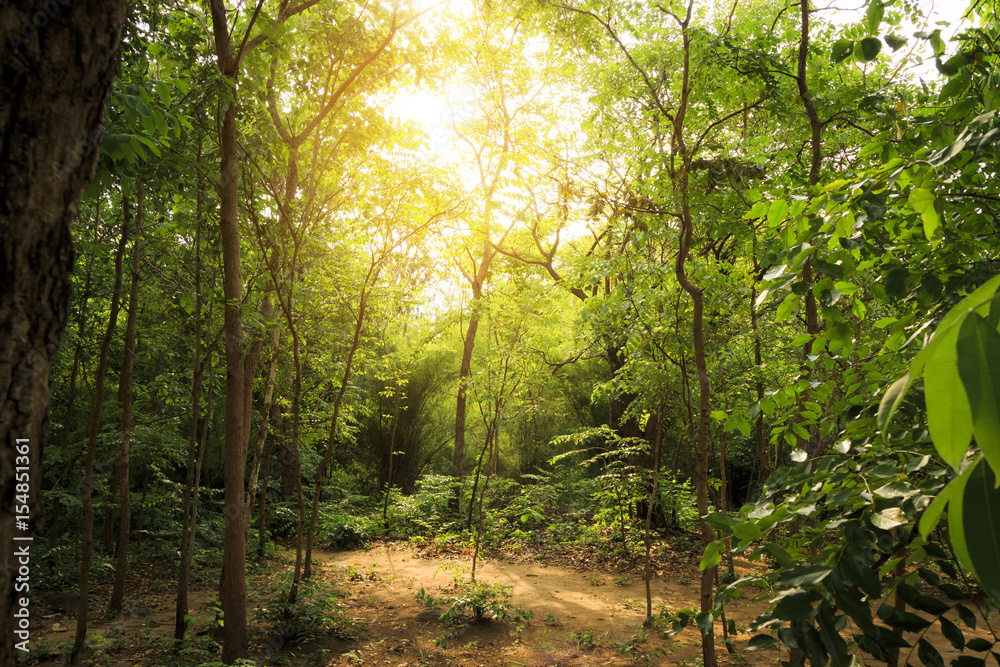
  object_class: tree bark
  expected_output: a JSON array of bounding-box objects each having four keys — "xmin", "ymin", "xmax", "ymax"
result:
[
  {"xmin": 0, "ymin": 3, "xmax": 125, "ymax": 661},
  {"xmin": 207, "ymin": 1, "xmax": 249, "ymax": 659},
  {"xmin": 109, "ymin": 188, "xmax": 143, "ymax": 615}
]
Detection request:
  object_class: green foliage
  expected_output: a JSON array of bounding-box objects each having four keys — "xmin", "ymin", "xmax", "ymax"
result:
[
  {"xmin": 386, "ymin": 474, "xmax": 464, "ymax": 535},
  {"xmin": 415, "ymin": 565, "xmax": 532, "ymax": 625},
  {"xmin": 253, "ymin": 578, "xmax": 355, "ymax": 648}
]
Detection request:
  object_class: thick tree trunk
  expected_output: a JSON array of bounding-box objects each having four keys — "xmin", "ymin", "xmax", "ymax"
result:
[
  {"xmin": 109, "ymin": 190, "xmax": 143, "ymax": 615},
  {"xmin": 0, "ymin": 3, "xmax": 125, "ymax": 661},
  {"xmin": 69, "ymin": 202, "xmax": 130, "ymax": 665}
]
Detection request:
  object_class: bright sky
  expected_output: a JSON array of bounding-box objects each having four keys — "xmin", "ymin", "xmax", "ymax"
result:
[{"xmin": 390, "ymin": 0, "xmax": 975, "ymax": 159}]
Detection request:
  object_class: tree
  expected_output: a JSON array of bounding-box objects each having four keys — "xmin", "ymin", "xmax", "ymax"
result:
[{"xmin": 0, "ymin": 2, "xmax": 126, "ymax": 662}]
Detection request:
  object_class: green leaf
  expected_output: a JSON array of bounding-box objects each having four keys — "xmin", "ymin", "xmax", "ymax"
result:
[
  {"xmin": 909, "ymin": 275, "xmax": 1000, "ymax": 382},
  {"xmin": 919, "ymin": 472, "xmax": 963, "ymax": 537},
  {"xmin": 776, "ymin": 293, "xmax": 799, "ymax": 323},
  {"xmin": 896, "ymin": 583, "xmax": 951, "ymax": 614},
  {"xmin": 878, "ymin": 373, "xmax": 911, "ymax": 437},
  {"xmin": 767, "ymin": 199, "xmax": 789, "ymax": 227},
  {"xmin": 870, "ymin": 507, "xmax": 906, "ymax": 530},
  {"xmin": 877, "ymin": 605, "xmax": 933, "ymax": 632},
  {"xmin": 764, "ymin": 542, "xmax": 795, "ymax": 567},
  {"xmin": 772, "ymin": 591, "xmax": 818, "ymax": 621},
  {"xmin": 779, "ymin": 565, "xmax": 832, "ymax": 588},
  {"xmin": 696, "ymin": 611, "xmax": 714, "ymax": 636},
  {"xmin": 918, "ymin": 637, "xmax": 944, "ymax": 667},
  {"xmin": 885, "ymin": 34, "xmax": 907, "ymax": 51},
  {"xmin": 957, "ymin": 314, "xmax": 1000, "ymax": 476},
  {"xmin": 746, "ymin": 634, "xmax": 777, "ymax": 650},
  {"xmin": 884, "ymin": 267, "xmax": 911, "ymax": 298},
  {"xmin": 858, "ymin": 37, "xmax": 883, "ymax": 61},
  {"xmin": 956, "ymin": 604, "xmax": 977, "ymax": 630},
  {"xmin": 948, "ymin": 459, "xmax": 977, "ymax": 583},
  {"xmin": 951, "ymin": 657, "xmax": 986, "ymax": 667},
  {"xmin": 832, "ymin": 39, "xmax": 854, "ymax": 63},
  {"xmin": 939, "ymin": 616, "xmax": 965, "ymax": 650},
  {"xmin": 941, "ymin": 73, "xmax": 971, "ymax": 102},
  {"xmin": 703, "ymin": 513, "xmax": 737, "ymax": 532},
  {"xmin": 962, "ymin": 458, "xmax": 1000, "ymax": 605},
  {"xmin": 925, "ymin": 324, "xmax": 972, "ymax": 468},
  {"xmin": 929, "ymin": 29, "xmax": 946, "ymax": 56},
  {"xmin": 699, "ymin": 540, "xmax": 723, "ymax": 571},
  {"xmin": 908, "ymin": 188, "xmax": 942, "ymax": 246},
  {"xmin": 817, "ymin": 603, "xmax": 849, "ymax": 667},
  {"xmin": 866, "ymin": 0, "xmax": 884, "ymax": 32},
  {"xmin": 966, "ymin": 638, "xmax": 990, "ymax": 651}
]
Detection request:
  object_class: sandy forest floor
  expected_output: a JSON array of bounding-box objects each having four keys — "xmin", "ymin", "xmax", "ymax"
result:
[{"xmin": 19, "ymin": 539, "xmax": 998, "ymax": 666}]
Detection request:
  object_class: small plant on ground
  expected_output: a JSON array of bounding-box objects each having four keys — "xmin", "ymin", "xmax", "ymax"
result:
[
  {"xmin": 415, "ymin": 565, "xmax": 532, "ymax": 625},
  {"xmin": 254, "ymin": 577, "xmax": 356, "ymax": 648}
]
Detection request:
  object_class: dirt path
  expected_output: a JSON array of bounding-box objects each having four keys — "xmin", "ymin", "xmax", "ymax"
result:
[
  {"xmin": 26, "ymin": 545, "xmax": 994, "ymax": 666},
  {"xmin": 317, "ymin": 545, "xmax": 775, "ymax": 666}
]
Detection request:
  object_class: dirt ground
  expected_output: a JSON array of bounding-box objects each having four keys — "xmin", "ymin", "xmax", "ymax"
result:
[
  {"xmin": 313, "ymin": 544, "xmax": 776, "ymax": 666},
  {"xmin": 20, "ymin": 543, "xmax": 999, "ymax": 666}
]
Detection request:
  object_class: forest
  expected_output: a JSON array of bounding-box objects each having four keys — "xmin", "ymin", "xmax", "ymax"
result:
[{"xmin": 1, "ymin": 0, "xmax": 1000, "ymax": 665}]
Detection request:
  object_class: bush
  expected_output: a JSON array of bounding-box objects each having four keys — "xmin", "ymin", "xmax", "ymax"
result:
[
  {"xmin": 415, "ymin": 565, "xmax": 532, "ymax": 625},
  {"xmin": 254, "ymin": 578, "xmax": 354, "ymax": 648}
]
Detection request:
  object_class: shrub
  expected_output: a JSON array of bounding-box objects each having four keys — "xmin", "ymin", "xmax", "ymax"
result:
[
  {"xmin": 254, "ymin": 578, "xmax": 354, "ymax": 648},
  {"xmin": 415, "ymin": 565, "xmax": 532, "ymax": 625}
]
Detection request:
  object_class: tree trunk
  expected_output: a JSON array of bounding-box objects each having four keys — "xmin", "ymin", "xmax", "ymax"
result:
[
  {"xmin": 246, "ymin": 325, "xmax": 280, "ymax": 533},
  {"xmin": 453, "ymin": 298, "xmax": 482, "ymax": 482},
  {"xmin": 109, "ymin": 189, "xmax": 144, "ymax": 615},
  {"xmin": 48, "ymin": 215, "xmax": 99, "ymax": 571},
  {"xmin": 644, "ymin": 403, "xmax": 664, "ymax": 626},
  {"xmin": 305, "ymin": 279, "xmax": 376, "ymax": 579},
  {"xmin": 0, "ymin": 4, "xmax": 124, "ymax": 660},
  {"xmin": 207, "ymin": 0, "xmax": 249, "ymax": 658},
  {"xmin": 382, "ymin": 384, "xmax": 402, "ymax": 523},
  {"xmin": 176, "ymin": 216, "xmax": 205, "ymax": 640},
  {"xmin": 69, "ymin": 200, "xmax": 131, "ymax": 665},
  {"xmin": 669, "ymin": 9, "xmax": 717, "ymax": 666},
  {"xmin": 257, "ymin": 405, "xmax": 282, "ymax": 559}
]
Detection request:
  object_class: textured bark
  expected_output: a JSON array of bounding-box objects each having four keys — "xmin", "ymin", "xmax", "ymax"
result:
[
  {"xmin": 109, "ymin": 190, "xmax": 143, "ymax": 615},
  {"xmin": 207, "ymin": 0, "xmax": 249, "ymax": 659},
  {"xmin": 0, "ymin": 2, "xmax": 125, "ymax": 661},
  {"xmin": 70, "ymin": 204, "xmax": 130, "ymax": 665}
]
